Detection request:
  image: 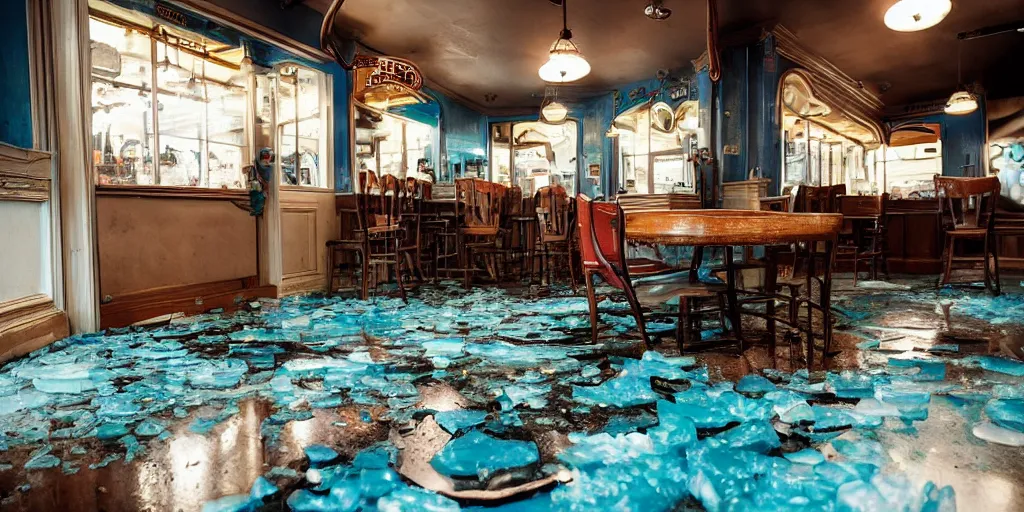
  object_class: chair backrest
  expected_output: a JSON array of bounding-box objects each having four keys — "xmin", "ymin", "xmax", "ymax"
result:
[
  {"xmin": 795, "ymin": 184, "xmax": 846, "ymax": 213},
  {"xmin": 576, "ymin": 194, "xmax": 628, "ymax": 290},
  {"xmin": 354, "ymin": 169, "xmax": 380, "ymax": 232},
  {"xmin": 836, "ymin": 194, "xmax": 887, "ymax": 218},
  {"xmin": 456, "ymin": 178, "xmax": 504, "ymax": 233},
  {"xmin": 536, "ymin": 185, "xmax": 572, "ymax": 243},
  {"xmin": 935, "ymin": 176, "xmax": 1000, "ymax": 230},
  {"xmin": 374, "ymin": 173, "xmax": 402, "ymax": 227}
]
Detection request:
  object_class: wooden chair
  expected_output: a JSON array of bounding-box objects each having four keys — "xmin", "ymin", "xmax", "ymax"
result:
[
  {"xmin": 935, "ymin": 176, "xmax": 1001, "ymax": 294},
  {"xmin": 577, "ymin": 194, "xmax": 725, "ymax": 351},
  {"xmin": 834, "ymin": 194, "xmax": 889, "ymax": 285},
  {"xmin": 326, "ymin": 186, "xmax": 368, "ymax": 299},
  {"xmin": 399, "ymin": 178, "xmax": 430, "ymax": 282},
  {"xmin": 456, "ymin": 178, "xmax": 506, "ymax": 289},
  {"xmin": 534, "ymin": 185, "xmax": 577, "ymax": 289},
  {"xmin": 361, "ymin": 173, "xmax": 411, "ymax": 302}
]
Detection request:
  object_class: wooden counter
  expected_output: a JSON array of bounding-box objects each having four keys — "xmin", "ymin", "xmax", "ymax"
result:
[
  {"xmin": 884, "ymin": 198, "xmax": 942, "ymax": 274},
  {"xmin": 616, "ymin": 193, "xmax": 702, "ymax": 212}
]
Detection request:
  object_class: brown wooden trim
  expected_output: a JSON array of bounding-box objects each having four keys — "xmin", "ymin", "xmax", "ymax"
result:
[
  {"xmin": 0, "ymin": 143, "xmax": 52, "ymax": 202},
  {"xmin": 96, "ymin": 184, "xmax": 251, "ymax": 202},
  {"xmin": 0, "ymin": 295, "xmax": 70, "ymax": 363},
  {"xmin": 99, "ymin": 277, "xmax": 276, "ymax": 329},
  {"xmin": 281, "ymin": 185, "xmax": 335, "ymax": 194},
  {"xmin": 165, "ymin": 0, "xmax": 331, "ymax": 63}
]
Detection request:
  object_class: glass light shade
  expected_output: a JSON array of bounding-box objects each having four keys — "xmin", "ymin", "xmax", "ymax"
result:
[
  {"xmin": 539, "ymin": 38, "xmax": 591, "ymax": 83},
  {"xmin": 944, "ymin": 89, "xmax": 978, "ymax": 115},
  {"xmin": 884, "ymin": 0, "xmax": 951, "ymax": 32},
  {"xmin": 541, "ymin": 101, "xmax": 569, "ymax": 124},
  {"xmin": 605, "ymin": 125, "xmax": 620, "ymax": 138}
]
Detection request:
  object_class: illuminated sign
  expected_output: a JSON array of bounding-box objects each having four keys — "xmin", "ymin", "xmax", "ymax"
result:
[
  {"xmin": 155, "ymin": 4, "xmax": 188, "ymax": 27},
  {"xmin": 354, "ymin": 55, "xmax": 423, "ymax": 91}
]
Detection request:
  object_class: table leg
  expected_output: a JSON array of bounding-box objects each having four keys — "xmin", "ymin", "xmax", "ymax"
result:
[
  {"xmin": 822, "ymin": 239, "xmax": 834, "ymax": 363},
  {"xmin": 805, "ymin": 245, "xmax": 816, "ymax": 372},
  {"xmin": 724, "ymin": 246, "xmax": 744, "ymax": 353},
  {"xmin": 765, "ymin": 246, "xmax": 779, "ymax": 367}
]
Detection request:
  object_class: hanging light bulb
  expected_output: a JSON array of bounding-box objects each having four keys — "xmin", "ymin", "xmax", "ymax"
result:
[
  {"xmin": 944, "ymin": 40, "xmax": 977, "ymax": 115},
  {"xmin": 541, "ymin": 100, "xmax": 569, "ymax": 124},
  {"xmin": 538, "ymin": 0, "xmax": 591, "ymax": 83},
  {"xmin": 884, "ymin": 0, "xmax": 951, "ymax": 32}
]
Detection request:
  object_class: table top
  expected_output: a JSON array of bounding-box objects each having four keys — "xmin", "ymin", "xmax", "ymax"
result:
[{"xmin": 625, "ymin": 209, "xmax": 843, "ymax": 246}]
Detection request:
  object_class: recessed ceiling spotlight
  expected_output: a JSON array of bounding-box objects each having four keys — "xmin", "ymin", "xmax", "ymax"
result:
[{"xmin": 645, "ymin": 0, "xmax": 672, "ymax": 20}]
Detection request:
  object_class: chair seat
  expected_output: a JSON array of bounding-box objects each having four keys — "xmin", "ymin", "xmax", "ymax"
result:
[
  {"xmin": 326, "ymin": 239, "xmax": 363, "ymax": 248},
  {"xmin": 626, "ymin": 258, "xmax": 673, "ymax": 276},
  {"xmin": 367, "ymin": 224, "xmax": 402, "ymax": 234},
  {"xmin": 461, "ymin": 227, "xmax": 500, "ymax": 236},
  {"xmin": 946, "ymin": 228, "xmax": 988, "ymax": 238},
  {"xmin": 632, "ymin": 274, "xmax": 725, "ymax": 304}
]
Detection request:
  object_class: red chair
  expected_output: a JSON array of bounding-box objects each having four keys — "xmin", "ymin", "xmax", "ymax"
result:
[{"xmin": 577, "ymin": 194, "xmax": 724, "ymax": 351}]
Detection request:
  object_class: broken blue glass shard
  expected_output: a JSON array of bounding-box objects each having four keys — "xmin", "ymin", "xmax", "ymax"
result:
[
  {"xmin": 249, "ymin": 476, "xmax": 278, "ymax": 500},
  {"xmin": 286, "ymin": 486, "xmax": 360, "ymax": 512},
  {"xmin": 433, "ymin": 410, "xmax": 488, "ymax": 434},
  {"xmin": 430, "ymin": 430, "xmax": 539, "ymax": 478},
  {"xmin": 958, "ymin": 355, "xmax": 1024, "ymax": 376},
  {"xmin": 984, "ymin": 399, "xmax": 1024, "ymax": 433},
  {"xmin": 134, "ymin": 418, "xmax": 166, "ymax": 437},
  {"xmin": 735, "ymin": 374, "xmax": 777, "ymax": 396},
  {"xmin": 709, "ymin": 421, "xmax": 781, "ymax": 453},
  {"xmin": 376, "ymin": 486, "xmax": 460, "ymax": 512},
  {"xmin": 832, "ymin": 438, "xmax": 887, "ymax": 466},
  {"xmin": 359, "ymin": 468, "xmax": 400, "ymax": 499},
  {"xmin": 887, "ymin": 357, "xmax": 946, "ymax": 381},
  {"xmin": 201, "ymin": 494, "xmax": 251, "ymax": 512},
  {"xmin": 95, "ymin": 422, "xmax": 129, "ymax": 440},
  {"xmin": 784, "ymin": 448, "xmax": 825, "ymax": 465},
  {"xmin": 89, "ymin": 453, "xmax": 121, "ymax": 469},
  {"xmin": 305, "ymin": 444, "xmax": 340, "ymax": 466},
  {"xmin": 973, "ymin": 421, "xmax": 1024, "ymax": 446},
  {"xmin": 24, "ymin": 453, "xmax": 61, "ymax": 471},
  {"xmin": 927, "ymin": 344, "xmax": 959, "ymax": 353}
]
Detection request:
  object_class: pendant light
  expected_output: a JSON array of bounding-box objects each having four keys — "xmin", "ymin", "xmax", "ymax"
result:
[
  {"xmin": 884, "ymin": 0, "xmax": 951, "ymax": 32},
  {"xmin": 540, "ymin": 87, "xmax": 569, "ymax": 124},
  {"xmin": 945, "ymin": 40, "xmax": 977, "ymax": 115},
  {"xmin": 538, "ymin": 0, "xmax": 591, "ymax": 83}
]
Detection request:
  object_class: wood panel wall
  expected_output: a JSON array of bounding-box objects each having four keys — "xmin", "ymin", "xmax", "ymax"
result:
[
  {"xmin": 96, "ymin": 191, "xmax": 273, "ymax": 327},
  {"xmin": 279, "ymin": 188, "xmax": 337, "ymax": 296}
]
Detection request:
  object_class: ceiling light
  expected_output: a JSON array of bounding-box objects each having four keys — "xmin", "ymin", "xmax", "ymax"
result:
[
  {"xmin": 945, "ymin": 89, "xmax": 977, "ymax": 115},
  {"xmin": 884, "ymin": 0, "xmax": 951, "ymax": 32},
  {"xmin": 645, "ymin": 0, "xmax": 672, "ymax": 20},
  {"xmin": 944, "ymin": 39, "xmax": 977, "ymax": 116},
  {"xmin": 541, "ymin": 100, "xmax": 569, "ymax": 124},
  {"xmin": 605, "ymin": 125, "xmax": 620, "ymax": 138},
  {"xmin": 539, "ymin": 0, "xmax": 590, "ymax": 83}
]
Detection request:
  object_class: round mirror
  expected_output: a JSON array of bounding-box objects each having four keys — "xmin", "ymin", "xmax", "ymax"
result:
[{"xmin": 650, "ymin": 102, "xmax": 675, "ymax": 133}]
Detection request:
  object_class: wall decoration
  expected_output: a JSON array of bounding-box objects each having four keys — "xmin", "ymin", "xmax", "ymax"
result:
[
  {"xmin": 589, "ymin": 164, "xmax": 601, "ymax": 177},
  {"xmin": 668, "ymin": 80, "xmax": 689, "ymax": 101},
  {"xmin": 353, "ymin": 55, "xmax": 423, "ymax": 91}
]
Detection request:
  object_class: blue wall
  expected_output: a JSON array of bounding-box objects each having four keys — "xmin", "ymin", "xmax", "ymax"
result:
[
  {"xmin": 887, "ymin": 105, "xmax": 988, "ymax": 178},
  {"xmin": 0, "ymin": 0, "xmax": 33, "ymax": 148}
]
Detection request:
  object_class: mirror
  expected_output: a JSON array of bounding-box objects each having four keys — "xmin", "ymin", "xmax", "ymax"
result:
[{"xmin": 650, "ymin": 102, "xmax": 675, "ymax": 133}]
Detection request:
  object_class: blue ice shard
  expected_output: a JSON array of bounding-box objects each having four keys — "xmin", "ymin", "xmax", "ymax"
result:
[
  {"xmin": 832, "ymin": 439, "xmax": 888, "ymax": 466},
  {"xmin": 559, "ymin": 432, "xmax": 656, "ymax": 468},
  {"xmin": 305, "ymin": 445, "xmax": 340, "ymax": 466},
  {"xmin": 709, "ymin": 421, "xmax": 780, "ymax": 453},
  {"xmin": 376, "ymin": 487, "xmax": 460, "ymax": 512},
  {"xmin": 430, "ymin": 430, "xmax": 539, "ymax": 478},
  {"xmin": 958, "ymin": 356, "xmax": 1024, "ymax": 377},
  {"xmin": 735, "ymin": 374, "xmax": 777, "ymax": 396},
  {"xmin": 784, "ymin": 448, "xmax": 825, "ymax": 465},
  {"xmin": 201, "ymin": 494, "xmax": 252, "ymax": 512},
  {"xmin": 984, "ymin": 399, "xmax": 1024, "ymax": 433},
  {"xmin": 434, "ymin": 410, "xmax": 488, "ymax": 435}
]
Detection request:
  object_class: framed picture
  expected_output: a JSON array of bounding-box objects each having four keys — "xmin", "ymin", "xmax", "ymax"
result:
[{"xmin": 588, "ymin": 163, "xmax": 601, "ymax": 177}]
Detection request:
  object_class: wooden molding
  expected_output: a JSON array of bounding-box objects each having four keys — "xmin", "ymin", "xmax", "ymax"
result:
[
  {"xmin": 0, "ymin": 143, "xmax": 52, "ymax": 202},
  {"xmin": 96, "ymin": 184, "xmax": 252, "ymax": 202},
  {"xmin": 691, "ymin": 51, "xmax": 710, "ymax": 74},
  {"xmin": 0, "ymin": 295, "xmax": 70, "ymax": 363},
  {"xmin": 165, "ymin": 0, "xmax": 331, "ymax": 63},
  {"xmin": 99, "ymin": 276, "xmax": 276, "ymax": 329}
]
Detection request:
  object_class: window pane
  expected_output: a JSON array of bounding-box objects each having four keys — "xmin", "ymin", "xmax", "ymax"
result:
[
  {"xmin": 511, "ymin": 121, "xmax": 577, "ymax": 196},
  {"xmin": 90, "ymin": 18, "xmax": 155, "ymax": 185},
  {"xmin": 280, "ymin": 122, "xmax": 298, "ymax": 185},
  {"xmin": 157, "ymin": 92, "xmax": 204, "ymax": 186},
  {"xmin": 406, "ymin": 120, "xmax": 434, "ymax": 182},
  {"xmin": 652, "ymin": 153, "xmax": 688, "ymax": 194}
]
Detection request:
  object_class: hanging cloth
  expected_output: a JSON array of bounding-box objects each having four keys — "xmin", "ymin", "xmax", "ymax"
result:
[{"xmin": 707, "ymin": 0, "xmax": 722, "ymax": 82}]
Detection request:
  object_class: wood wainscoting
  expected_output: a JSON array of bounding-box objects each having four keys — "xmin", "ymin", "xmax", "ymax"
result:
[
  {"xmin": 0, "ymin": 295, "xmax": 69, "ymax": 363},
  {"xmin": 279, "ymin": 188, "xmax": 337, "ymax": 296},
  {"xmin": 96, "ymin": 187, "xmax": 275, "ymax": 327}
]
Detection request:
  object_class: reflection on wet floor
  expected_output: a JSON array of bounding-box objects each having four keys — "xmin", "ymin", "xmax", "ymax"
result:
[{"xmin": 1, "ymin": 279, "xmax": 1023, "ymax": 511}]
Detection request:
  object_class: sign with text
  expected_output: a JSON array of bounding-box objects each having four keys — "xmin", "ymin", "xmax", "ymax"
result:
[{"xmin": 353, "ymin": 55, "xmax": 423, "ymax": 91}]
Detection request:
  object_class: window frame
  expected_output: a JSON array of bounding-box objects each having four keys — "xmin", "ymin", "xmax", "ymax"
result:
[{"xmin": 275, "ymin": 63, "xmax": 333, "ymax": 190}]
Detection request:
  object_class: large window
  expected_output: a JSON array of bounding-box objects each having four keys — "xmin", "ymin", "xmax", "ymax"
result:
[
  {"xmin": 490, "ymin": 121, "xmax": 578, "ymax": 196},
  {"xmin": 354, "ymin": 105, "xmax": 437, "ymax": 183},
  {"xmin": 874, "ymin": 142, "xmax": 942, "ymax": 199},
  {"xmin": 89, "ymin": 9, "xmax": 331, "ymax": 190},
  {"xmin": 615, "ymin": 103, "xmax": 697, "ymax": 195},
  {"xmin": 781, "ymin": 116, "xmax": 870, "ymax": 193}
]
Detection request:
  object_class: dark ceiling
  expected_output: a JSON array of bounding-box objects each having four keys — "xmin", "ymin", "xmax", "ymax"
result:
[{"xmin": 306, "ymin": 0, "xmax": 1024, "ymax": 111}]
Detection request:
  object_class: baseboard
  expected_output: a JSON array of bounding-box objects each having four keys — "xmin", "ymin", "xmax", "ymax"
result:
[
  {"xmin": 279, "ymin": 273, "xmax": 328, "ymax": 297},
  {"xmin": 0, "ymin": 295, "xmax": 70, "ymax": 363},
  {"xmin": 99, "ymin": 277, "xmax": 278, "ymax": 329}
]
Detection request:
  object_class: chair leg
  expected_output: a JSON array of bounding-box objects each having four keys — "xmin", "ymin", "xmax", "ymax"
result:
[
  {"xmin": 585, "ymin": 270, "xmax": 599, "ymax": 343},
  {"xmin": 676, "ymin": 297, "xmax": 691, "ymax": 355},
  {"xmin": 567, "ymin": 244, "xmax": 578, "ymax": 293},
  {"xmin": 622, "ymin": 287, "xmax": 653, "ymax": 350},
  {"xmin": 992, "ymin": 233, "xmax": 1002, "ymax": 296},
  {"xmin": 361, "ymin": 245, "xmax": 371, "ymax": 301},
  {"xmin": 983, "ymin": 233, "xmax": 992, "ymax": 294},
  {"xmin": 326, "ymin": 246, "xmax": 336, "ymax": 296},
  {"xmin": 464, "ymin": 244, "xmax": 473, "ymax": 290},
  {"xmin": 940, "ymin": 237, "xmax": 954, "ymax": 288}
]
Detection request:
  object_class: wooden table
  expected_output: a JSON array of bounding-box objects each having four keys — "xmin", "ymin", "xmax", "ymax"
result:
[{"xmin": 625, "ymin": 209, "xmax": 843, "ymax": 370}]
